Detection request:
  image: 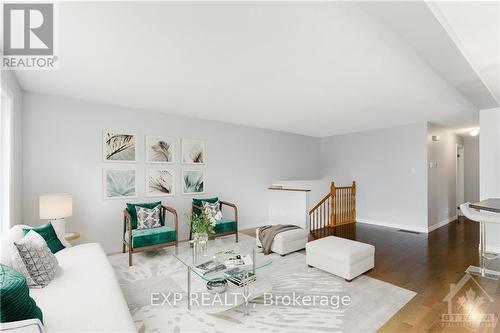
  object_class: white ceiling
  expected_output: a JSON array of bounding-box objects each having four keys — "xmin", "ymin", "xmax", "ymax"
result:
[
  {"xmin": 431, "ymin": 1, "xmax": 499, "ymax": 104},
  {"xmin": 9, "ymin": 1, "xmax": 497, "ymax": 137}
]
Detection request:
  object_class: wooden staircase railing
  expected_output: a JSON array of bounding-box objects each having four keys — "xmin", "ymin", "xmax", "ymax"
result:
[{"xmin": 309, "ymin": 181, "xmax": 356, "ymax": 237}]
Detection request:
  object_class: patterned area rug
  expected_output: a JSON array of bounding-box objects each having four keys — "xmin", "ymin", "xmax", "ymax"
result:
[{"xmin": 109, "ymin": 234, "xmax": 415, "ymax": 333}]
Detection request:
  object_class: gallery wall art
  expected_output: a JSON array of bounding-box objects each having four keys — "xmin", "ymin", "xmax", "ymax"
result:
[
  {"xmin": 181, "ymin": 139, "xmax": 205, "ymax": 164},
  {"xmin": 102, "ymin": 131, "xmax": 207, "ymax": 199},
  {"xmin": 182, "ymin": 170, "xmax": 204, "ymax": 194},
  {"xmin": 146, "ymin": 169, "xmax": 174, "ymax": 197},
  {"xmin": 104, "ymin": 131, "xmax": 137, "ymax": 162},
  {"xmin": 103, "ymin": 169, "xmax": 137, "ymax": 199},
  {"xmin": 146, "ymin": 136, "xmax": 174, "ymax": 163}
]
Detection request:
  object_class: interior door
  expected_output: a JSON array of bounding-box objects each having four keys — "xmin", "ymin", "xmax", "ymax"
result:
[{"xmin": 456, "ymin": 146, "xmax": 465, "ymax": 215}]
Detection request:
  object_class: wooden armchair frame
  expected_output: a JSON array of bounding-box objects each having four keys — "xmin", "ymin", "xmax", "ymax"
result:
[
  {"xmin": 190, "ymin": 201, "xmax": 238, "ymax": 243},
  {"xmin": 122, "ymin": 205, "xmax": 178, "ymax": 266}
]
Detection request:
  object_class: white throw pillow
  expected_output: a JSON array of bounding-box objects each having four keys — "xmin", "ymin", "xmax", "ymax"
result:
[{"xmin": 0, "ymin": 225, "xmax": 26, "ymax": 267}]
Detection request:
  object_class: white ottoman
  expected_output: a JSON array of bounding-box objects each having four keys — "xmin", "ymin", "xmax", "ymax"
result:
[
  {"xmin": 256, "ymin": 227, "xmax": 309, "ymax": 256},
  {"xmin": 306, "ymin": 236, "xmax": 374, "ymax": 282}
]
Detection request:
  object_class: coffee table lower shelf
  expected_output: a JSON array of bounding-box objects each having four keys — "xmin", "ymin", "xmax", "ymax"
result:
[{"xmin": 183, "ymin": 266, "xmax": 272, "ymax": 313}]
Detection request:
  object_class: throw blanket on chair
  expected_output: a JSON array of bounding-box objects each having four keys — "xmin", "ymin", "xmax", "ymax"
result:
[{"xmin": 258, "ymin": 224, "xmax": 300, "ymax": 255}]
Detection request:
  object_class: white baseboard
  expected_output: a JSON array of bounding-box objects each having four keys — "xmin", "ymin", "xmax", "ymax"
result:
[
  {"xmin": 428, "ymin": 215, "xmax": 457, "ymax": 232},
  {"xmin": 358, "ymin": 216, "xmax": 458, "ymax": 234},
  {"xmin": 357, "ymin": 219, "xmax": 429, "ymax": 233}
]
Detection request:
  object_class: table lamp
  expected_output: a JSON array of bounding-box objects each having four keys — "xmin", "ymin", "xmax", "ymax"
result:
[{"xmin": 39, "ymin": 193, "xmax": 73, "ymax": 222}]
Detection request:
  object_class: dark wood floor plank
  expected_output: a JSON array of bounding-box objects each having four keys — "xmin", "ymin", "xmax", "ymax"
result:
[{"xmin": 242, "ymin": 217, "xmax": 500, "ymax": 332}]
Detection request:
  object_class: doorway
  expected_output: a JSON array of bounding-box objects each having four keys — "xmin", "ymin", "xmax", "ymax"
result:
[{"xmin": 456, "ymin": 144, "xmax": 465, "ymax": 216}]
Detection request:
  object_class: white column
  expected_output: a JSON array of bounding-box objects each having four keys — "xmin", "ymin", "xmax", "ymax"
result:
[{"xmin": 479, "ymin": 107, "xmax": 500, "ymax": 252}]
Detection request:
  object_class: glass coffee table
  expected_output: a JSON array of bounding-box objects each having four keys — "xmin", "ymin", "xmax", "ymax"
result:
[{"xmin": 170, "ymin": 238, "xmax": 273, "ymax": 313}]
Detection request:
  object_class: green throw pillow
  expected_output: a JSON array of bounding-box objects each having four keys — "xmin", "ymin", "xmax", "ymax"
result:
[
  {"xmin": 23, "ymin": 222, "xmax": 65, "ymax": 254},
  {"xmin": 0, "ymin": 264, "xmax": 43, "ymax": 324},
  {"xmin": 192, "ymin": 197, "xmax": 219, "ymax": 215},
  {"xmin": 126, "ymin": 201, "xmax": 162, "ymax": 229}
]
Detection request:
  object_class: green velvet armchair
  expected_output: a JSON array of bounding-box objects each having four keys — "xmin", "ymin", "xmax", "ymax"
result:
[
  {"xmin": 190, "ymin": 197, "xmax": 238, "ymax": 242},
  {"xmin": 123, "ymin": 203, "xmax": 178, "ymax": 266}
]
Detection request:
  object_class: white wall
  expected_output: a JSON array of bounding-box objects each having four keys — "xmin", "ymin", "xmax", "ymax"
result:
[
  {"xmin": 22, "ymin": 93, "xmax": 321, "ymax": 253},
  {"xmin": 273, "ymin": 180, "xmax": 327, "ymax": 211},
  {"xmin": 320, "ymin": 123, "xmax": 429, "ymax": 232},
  {"xmin": 1, "ymin": 71, "xmax": 23, "ymax": 228},
  {"xmin": 427, "ymin": 123, "xmax": 464, "ymax": 230},
  {"xmin": 464, "ymin": 135, "xmax": 480, "ymax": 203},
  {"xmin": 268, "ymin": 190, "xmax": 309, "ymax": 230},
  {"xmin": 479, "ymin": 108, "xmax": 500, "ymax": 252}
]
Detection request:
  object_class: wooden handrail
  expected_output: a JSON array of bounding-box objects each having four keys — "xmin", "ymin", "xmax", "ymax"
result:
[
  {"xmin": 309, "ymin": 193, "xmax": 330, "ymax": 214},
  {"xmin": 309, "ymin": 181, "xmax": 356, "ymax": 238}
]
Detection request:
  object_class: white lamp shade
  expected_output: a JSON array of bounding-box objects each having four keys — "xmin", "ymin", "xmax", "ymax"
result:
[{"xmin": 39, "ymin": 193, "xmax": 73, "ymax": 219}]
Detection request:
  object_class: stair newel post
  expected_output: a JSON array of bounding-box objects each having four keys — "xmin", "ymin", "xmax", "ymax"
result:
[
  {"xmin": 352, "ymin": 181, "xmax": 356, "ymax": 223},
  {"xmin": 330, "ymin": 182, "xmax": 336, "ymax": 227}
]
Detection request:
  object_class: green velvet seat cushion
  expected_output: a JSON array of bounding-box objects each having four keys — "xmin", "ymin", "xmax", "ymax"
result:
[
  {"xmin": 0, "ymin": 264, "xmax": 43, "ymax": 324},
  {"xmin": 214, "ymin": 218, "xmax": 236, "ymax": 234},
  {"xmin": 126, "ymin": 201, "xmax": 163, "ymax": 229},
  {"xmin": 23, "ymin": 222, "xmax": 65, "ymax": 254},
  {"xmin": 124, "ymin": 226, "xmax": 176, "ymax": 248},
  {"xmin": 192, "ymin": 197, "xmax": 218, "ymax": 215}
]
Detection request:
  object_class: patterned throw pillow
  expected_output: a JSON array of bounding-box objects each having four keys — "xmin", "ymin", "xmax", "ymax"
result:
[
  {"xmin": 13, "ymin": 231, "xmax": 58, "ymax": 288},
  {"xmin": 136, "ymin": 204, "xmax": 161, "ymax": 230},
  {"xmin": 203, "ymin": 201, "xmax": 223, "ymax": 223},
  {"xmin": 11, "ymin": 245, "xmax": 36, "ymax": 287}
]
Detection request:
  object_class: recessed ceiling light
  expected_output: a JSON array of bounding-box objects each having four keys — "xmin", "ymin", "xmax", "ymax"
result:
[{"xmin": 470, "ymin": 128, "xmax": 479, "ymax": 137}]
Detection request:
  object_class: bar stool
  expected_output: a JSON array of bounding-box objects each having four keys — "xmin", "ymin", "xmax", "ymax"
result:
[{"xmin": 460, "ymin": 202, "xmax": 500, "ymax": 280}]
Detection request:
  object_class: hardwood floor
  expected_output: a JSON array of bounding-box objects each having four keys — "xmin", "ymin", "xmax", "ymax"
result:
[{"xmin": 242, "ymin": 217, "xmax": 500, "ymax": 332}]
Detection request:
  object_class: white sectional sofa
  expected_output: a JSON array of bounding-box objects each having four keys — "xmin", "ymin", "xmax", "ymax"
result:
[{"xmin": 1, "ymin": 224, "xmax": 136, "ymax": 333}]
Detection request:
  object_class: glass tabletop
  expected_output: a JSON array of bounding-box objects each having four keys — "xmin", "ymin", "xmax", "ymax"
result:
[{"xmin": 170, "ymin": 238, "xmax": 273, "ymax": 282}]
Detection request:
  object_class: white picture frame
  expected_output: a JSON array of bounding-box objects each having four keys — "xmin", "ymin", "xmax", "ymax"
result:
[
  {"xmin": 146, "ymin": 169, "xmax": 175, "ymax": 197},
  {"xmin": 146, "ymin": 136, "xmax": 175, "ymax": 164},
  {"xmin": 103, "ymin": 168, "xmax": 138, "ymax": 199},
  {"xmin": 182, "ymin": 169, "xmax": 205, "ymax": 195},
  {"xmin": 181, "ymin": 139, "xmax": 205, "ymax": 164},
  {"xmin": 103, "ymin": 130, "xmax": 137, "ymax": 162}
]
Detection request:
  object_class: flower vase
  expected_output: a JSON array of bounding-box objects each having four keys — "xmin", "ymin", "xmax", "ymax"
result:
[{"xmin": 194, "ymin": 232, "xmax": 209, "ymax": 256}]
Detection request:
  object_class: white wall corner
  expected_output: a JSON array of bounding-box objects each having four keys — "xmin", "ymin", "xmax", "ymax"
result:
[
  {"xmin": 428, "ymin": 215, "xmax": 457, "ymax": 233},
  {"xmin": 479, "ymin": 107, "xmax": 500, "ymax": 250}
]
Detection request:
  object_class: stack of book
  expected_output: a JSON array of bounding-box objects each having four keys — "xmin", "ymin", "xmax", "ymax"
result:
[
  {"xmin": 224, "ymin": 254, "xmax": 253, "ymax": 268},
  {"xmin": 224, "ymin": 267, "xmax": 256, "ymax": 287}
]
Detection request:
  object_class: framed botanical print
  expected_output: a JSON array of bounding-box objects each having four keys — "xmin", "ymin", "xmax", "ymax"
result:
[
  {"xmin": 103, "ymin": 131, "xmax": 137, "ymax": 162},
  {"xmin": 181, "ymin": 139, "xmax": 205, "ymax": 164},
  {"xmin": 103, "ymin": 169, "xmax": 137, "ymax": 199},
  {"xmin": 146, "ymin": 169, "xmax": 174, "ymax": 197},
  {"xmin": 146, "ymin": 136, "xmax": 174, "ymax": 163},
  {"xmin": 182, "ymin": 169, "xmax": 204, "ymax": 194}
]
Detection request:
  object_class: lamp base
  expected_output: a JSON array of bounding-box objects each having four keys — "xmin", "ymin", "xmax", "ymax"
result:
[{"xmin": 48, "ymin": 218, "xmax": 74, "ymax": 247}]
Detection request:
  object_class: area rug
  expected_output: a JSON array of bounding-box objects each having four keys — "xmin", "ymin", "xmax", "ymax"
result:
[{"xmin": 109, "ymin": 234, "xmax": 415, "ymax": 333}]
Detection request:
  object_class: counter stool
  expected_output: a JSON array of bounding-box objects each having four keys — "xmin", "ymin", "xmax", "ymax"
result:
[{"xmin": 460, "ymin": 202, "xmax": 500, "ymax": 280}]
